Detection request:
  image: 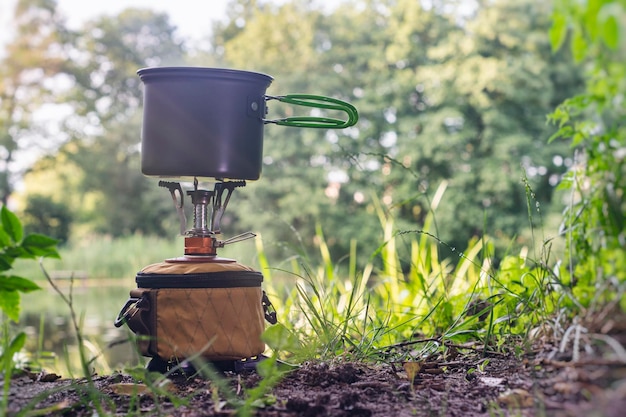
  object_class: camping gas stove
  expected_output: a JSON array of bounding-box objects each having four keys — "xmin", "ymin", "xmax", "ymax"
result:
[
  {"xmin": 115, "ymin": 177, "xmax": 276, "ymax": 373},
  {"xmin": 114, "ymin": 66, "xmax": 357, "ymax": 374}
]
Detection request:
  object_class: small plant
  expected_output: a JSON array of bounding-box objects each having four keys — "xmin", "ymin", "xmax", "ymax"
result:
[
  {"xmin": 549, "ymin": 0, "xmax": 626, "ymax": 317},
  {"xmin": 0, "ymin": 206, "xmax": 59, "ymax": 413},
  {"xmin": 237, "ymin": 324, "xmax": 298, "ymax": 416},
  {"xmin": 186, "ymin": 324, "xmax": 296, "ymax": 417},
  {"xmin": 41, "ymin": 256, "xmax": 120, "ymax": 415}
]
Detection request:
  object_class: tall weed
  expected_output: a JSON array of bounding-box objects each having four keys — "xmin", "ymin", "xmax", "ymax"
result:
[{"xmin": 257, "ymin": 179, "xmax": 566, "ymax": 363}]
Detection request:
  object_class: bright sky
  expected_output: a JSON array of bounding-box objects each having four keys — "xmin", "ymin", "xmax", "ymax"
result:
[
  {"xmin": 0, "ymin": 0, "xmax": 233, "ymax": 47},
  {"xmin": 0, "ymin": 0, "xmax": 338, "ymax": 48}
]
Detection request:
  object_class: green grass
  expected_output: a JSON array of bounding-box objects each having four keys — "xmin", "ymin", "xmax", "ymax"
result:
[{"xmin": 255, "ymin": 188, "xmax": 564, "ymax": 364}]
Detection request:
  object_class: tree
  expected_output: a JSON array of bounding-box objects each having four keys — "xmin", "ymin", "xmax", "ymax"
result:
[
  {"xmin": 0, "ymin": 0, "xmax": 69, "ymax": 205},
  {"xmin": 19, "ymin": 7, "xmax": 188, "ymax": 237},
  {"xmin": 21, "ymin": 194, "xmax": 72, "ymax": 243},
  {"xmin": 387, "ymin": 0, "xmax": 584, "ymax": 255},
  {"xmin": 202, "ymin": 0, "xmax": 355, "ymax": 261},
  {"xmin": 206, "ymin": 0, "xmax": 584, "ymax": 265}
]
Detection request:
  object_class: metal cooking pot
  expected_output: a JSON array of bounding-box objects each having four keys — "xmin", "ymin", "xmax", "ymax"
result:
[{"xmin": 138, "ymin": 67, "xmax": 358, "ymax": 180}]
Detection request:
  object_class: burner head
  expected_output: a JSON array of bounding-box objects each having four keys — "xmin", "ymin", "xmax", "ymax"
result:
[
  {"xmin": 159, "ymin": 180, "xmax": 254, "ymax": 261},
  {"xmin": 184, "ymin": 236, "xmax": 218, "ymax": 256}
]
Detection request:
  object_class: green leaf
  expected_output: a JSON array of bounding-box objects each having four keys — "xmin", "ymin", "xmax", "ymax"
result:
[
  {"xmin": 549, "ymin": 13, "xmax": 568, "ymax": 51},
  {"xmin": 261, "ymin": 323, "xmax": 300, "ymax": 352},
  {"xmin": 0, "ymin": 228, "xmax": 10, "ymax": 247},
  {"xmin": 548, "ymin": 125, "xmax": 574, "ymax": 143},
  {"xmin": 601, "ymin": 15, "xmax": 619, "ymax": 49},
  {"xmin": 1, "ymin": 206, "xmax": 23, "ymax": 243},
  {"xmin": 571, "ymin": 29, "xmax": 588, "ymax": 62},
  {"xmin": 556, "ymin": 178, "xmax": 574, "ymax": 191},
  {"xmin": 0, "ymin": 332, "xmax": 27, "ymax": 366},
  {"xmin": 572, "ymin": 131, "xmax": 586, "ymax": 146},
  {"xmin": 0, "ymin": 255, "xmax": 12, "ymax": 272},
  {"xmin": 255, "ymin": 357, "xmax": 277, "ymax": 379},
  {"xmin": 0, "ymin": 290, "xmax": 21, "ymax": 322},
  {"xmin": 22, "ymin": 234, "xmax": 60, "ymax": 258},
  {"xmin": 584, "ymin": 0, "xmax": 602, "ymax": 41},
  {"xmin": 0, "ymin": 275, "xmax": 41, "ymax": 292},
  {"xmin": 4, "ymin": 246, "xmax": 27, "ymax": 260},
  {"xmin": 8, "ymin": 332, "xmax": 26, "ymax": 355}
]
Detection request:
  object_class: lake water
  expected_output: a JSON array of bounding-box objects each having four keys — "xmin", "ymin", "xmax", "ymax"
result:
[{"xmin": 19, "ymin": 279, "xmax": 146, "ymax": 376}]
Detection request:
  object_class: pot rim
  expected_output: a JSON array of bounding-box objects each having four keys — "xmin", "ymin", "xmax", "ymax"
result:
[{"xmin": 137, "ymin": 66, "xmax": 274, "ymax": 84}]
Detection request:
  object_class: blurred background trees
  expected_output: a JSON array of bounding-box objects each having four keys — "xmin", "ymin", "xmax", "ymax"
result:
[
  {"xmin": 0, "ymin": 0, "xmax": 68, "ymax": 206},
  {"xmin": 3, "ymin": 0, "xmax": 587, "ymax": 268}
]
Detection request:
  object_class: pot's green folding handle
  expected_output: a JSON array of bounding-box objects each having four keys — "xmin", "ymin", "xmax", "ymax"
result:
[{"xmin": 265, "ymin": 94, "xmax": 358, "ymax": 129}]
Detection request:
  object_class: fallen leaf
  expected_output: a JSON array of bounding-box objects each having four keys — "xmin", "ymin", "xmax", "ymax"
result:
[
  {"xmin": 423, "ymin": 368, "xmax": 444, "ymax": 375},
  {"xmin": 110, "ymin": 383, "xmax": 150, "ymax": 396},
  {"xmin": 498, "ymin": 388, "xmax": 534, "ymax": 408},
  {"xmin": 479, "ymin": 376, "xmax": 505, "ymax": 387},
  {"xmin": 39, "ymin": 372, "xmax": 62, "ymax": 382},
  {"xmin": 109, "ymin": 379, "xmax": 178, "ymax": 397},
  {"xmin": 402, "ymin": 361, "xmax": 422, "ymax": 384},
  {"xmin": 553, "ymin": 382, "xmax": 579, "ymax": 395}
]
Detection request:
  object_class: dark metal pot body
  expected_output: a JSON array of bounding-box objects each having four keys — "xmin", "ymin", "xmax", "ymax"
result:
[{"xmin": 139, "ymin": 67, "xmax": 273, "ymax": 180}]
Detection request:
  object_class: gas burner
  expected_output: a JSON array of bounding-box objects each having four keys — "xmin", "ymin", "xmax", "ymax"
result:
[{"xmin": 159, "ymin": 178, "xmax": 254, "ymax": 262}]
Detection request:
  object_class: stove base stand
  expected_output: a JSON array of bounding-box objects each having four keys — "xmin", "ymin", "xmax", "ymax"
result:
[{"xmin": 146, "ymin": 355, "xmax": 269, "ymax": 376}]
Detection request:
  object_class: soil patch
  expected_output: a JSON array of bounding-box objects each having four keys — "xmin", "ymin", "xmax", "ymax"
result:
[{"xmin": 6, "ymin": 349, "xmax": 626, "ymax": 416}]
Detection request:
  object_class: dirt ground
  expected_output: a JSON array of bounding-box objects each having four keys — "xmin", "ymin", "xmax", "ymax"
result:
[{"xmin": 6, "ymin": 339, "xmax": 626, "ymax": 417}]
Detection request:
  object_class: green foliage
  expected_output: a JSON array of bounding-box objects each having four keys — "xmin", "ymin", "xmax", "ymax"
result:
[
  {"xmin": 10, "ymin": 4, "xmax": 187, "ymax": 238},
  {"xmin": 550, "ymin": 0, "xmax": 624, "ymax": 57},
  {"xmin": 548, "ymin": 0, "xmax": 626, "ymax": 311},
  {"xmin": 0, "ymin": 206, "xmax": 59, "ymax": 322},
  {"xmin": 0, "ymin": 205, "xmax": 58, "ymax": 414},
  {"xmin": 1, "ymin": 328, "xmax": 26, "ymax": 412},
  {"xmin": 202, "ymin": 0, "xmax": 585, "ymax": 265},
  {"xmin": 21, "ymin": 194, "xmax": 73, "ymax": 243},
  {"xmin": 56, "ymin": 8, "xmax": 187, "ymax": 237}
]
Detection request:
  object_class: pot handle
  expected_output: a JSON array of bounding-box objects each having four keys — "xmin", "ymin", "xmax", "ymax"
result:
[{"xmin": 264, "ymin": 94, "xmax": 358, "ymax": 129}]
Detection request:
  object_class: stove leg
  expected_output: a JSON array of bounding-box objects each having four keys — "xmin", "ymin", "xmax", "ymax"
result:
[{"xmin": 146, "ymin": 357, "xmax": 169, "ymax": 373}]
